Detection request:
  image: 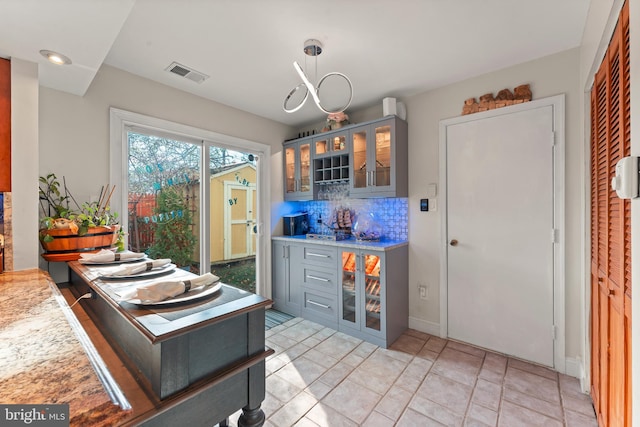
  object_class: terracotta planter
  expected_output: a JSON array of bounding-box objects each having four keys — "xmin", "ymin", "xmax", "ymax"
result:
[{"xmin": 40, "ymin": 224, "xmax": 120, "ymax": 261}]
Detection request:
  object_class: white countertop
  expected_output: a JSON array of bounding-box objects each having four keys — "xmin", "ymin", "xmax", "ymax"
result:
[{"xmin": 272, "ymin": 235, "xmax": 408, "ymax": 251}]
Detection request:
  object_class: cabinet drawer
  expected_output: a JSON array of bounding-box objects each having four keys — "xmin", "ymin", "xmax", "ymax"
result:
[
  {"xmin": 302, "ymin": 245, "xmax": 338, "ymax": 267},
  {"xmin": 302, "ymin": 266, "xmax": 337, "ymax": 293},
  {"xmin": 301, "ymin": 289, "xmax": 338, "ymax": 323}
]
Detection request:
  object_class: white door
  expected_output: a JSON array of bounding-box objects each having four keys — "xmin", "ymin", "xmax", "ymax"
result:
[{"xmin": 445, "ymin": 105, "xmax": 555, "ymax": 367}]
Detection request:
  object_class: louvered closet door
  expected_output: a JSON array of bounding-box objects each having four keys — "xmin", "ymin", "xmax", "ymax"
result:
[{"xmin": 590, "ymin": 2, "xmax": 631, "ymax": 426}]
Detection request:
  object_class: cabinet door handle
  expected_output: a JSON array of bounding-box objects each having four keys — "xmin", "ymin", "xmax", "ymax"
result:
[
  {"xmin": 372, "ymin": 170, "xmax": 376, "ymax": 186},
  {"xmin": 307, "ymin": 274, "xmax": 330, "ymax": 282},
  {"xmin": 307, "ymin": 252, "xmax": 330, "ymax": 258},
  {"xmin": 307, "ymin": 299, "xmax": 331, "ymax": 309}
]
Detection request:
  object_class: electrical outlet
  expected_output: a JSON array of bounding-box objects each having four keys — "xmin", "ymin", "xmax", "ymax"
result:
[
  {"xmin": 429, "ymin": 198, "xmax": 437, "ymax": 212},
  {"xmin": 419, "ymin": 285, "xmax": 428, "ymax": 300}
]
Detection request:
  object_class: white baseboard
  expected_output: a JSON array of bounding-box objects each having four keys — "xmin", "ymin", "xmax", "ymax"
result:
[
  {"xmin": 564, "ymin": 356, "xmax": 582, "ymax": 378},
  {"xmin": 408, "ymin": 316, "xmax": 441, "ymax": 336},
  {"xmin": 565, "ymin": 356, "xmax": 589, "ymax": 392}
]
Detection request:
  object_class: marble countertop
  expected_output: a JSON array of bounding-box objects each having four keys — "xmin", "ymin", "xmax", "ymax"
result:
[
  {"xmin": 272, "ymin": 234, "xmax": 408, "ymax": 251},
  {"xmin": 0, "ymin": 269, "xmax": 130, "ymax": 426}
]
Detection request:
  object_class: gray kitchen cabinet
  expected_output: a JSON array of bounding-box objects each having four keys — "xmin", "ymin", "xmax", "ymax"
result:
[
  {"xmin": 299, "ymin": 245, "xmax": 339, "ymax": 329},
  {"xmin": 271, "ymin": 237, "xmax": 408, "ymax": 348},
  {"xmin": 283, "ymin": 116, "xmax": 407, "ymax": 200},
  {"xmin": 271, "ymin": 240, "xmax": 303, "ymax": 316},
  {"xmin": 337, "ymin": 246, "xmax": 408, "ymax": 348},
  {"xmin": 349, "ymin": 116, "xmax": 408, "ymax": 198},
  {"xmin": 283, "ymin": 137, "xmax": 313, "ymax": 201},
  {"xmin": 313, "ymin": 128, "xmax": 349, "ymax": 158}
]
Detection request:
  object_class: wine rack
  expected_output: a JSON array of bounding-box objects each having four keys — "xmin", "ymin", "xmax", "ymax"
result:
[
  {"xmin": 340, "ymin": 251, "xmax": 382, "ymax": 333},
  {"xmin": 314, "ymin": 154, "xmax": 350, "ymax": 184}
]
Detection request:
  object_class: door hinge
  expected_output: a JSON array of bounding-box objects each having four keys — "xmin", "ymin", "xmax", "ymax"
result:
[
  {"xmin": 551, "ymin": 229, "xmax": 558, "ymax": 243},
  {"xmin": 552, "ymin": 325, "xmax": 557, "ymax": 340}
]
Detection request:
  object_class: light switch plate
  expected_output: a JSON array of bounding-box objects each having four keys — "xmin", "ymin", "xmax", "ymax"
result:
[{"xmin": 427, "ymin": 183, "xmax": 437, "ymax": 198}]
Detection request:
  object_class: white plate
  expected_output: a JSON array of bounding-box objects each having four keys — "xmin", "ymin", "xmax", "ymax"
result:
[
  {"xmin": 99, "ymin": 263, "xmax": 176, "ymax": 279},
  {"xmin": 80, "ymin": 256, "xmax": 147, "ymax": 265},
  {"xmin": 128, "ymin": 280, "xmax": 222, "ymax": 306}
]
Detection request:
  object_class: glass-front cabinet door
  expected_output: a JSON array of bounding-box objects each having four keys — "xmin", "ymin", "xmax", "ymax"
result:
[
  {"xmin": 349, "ymin": 118, "xmax": 397, "ymax": 197},
  {"xmin": 351, "ymin": 128, "xmax": 368, "ymax": 191},
  {"xmin": 299, "ymin": 141, "xmax": 311, "ymax": 193},
  {"xmin": 340, "ymin": 250, "xmax": 358, "ymax": 326},
  {"xmin": 314, "ymin": 131, "xmax": 348, "ymax": 157},
  {"xmin": 284, "ymin": 144, "xmax": 296, "ymax": 195},
  {"xmin": 339, "ymin": 249, "xmax": 385, "ymax": 338},
  {"xmin": 362, "ymin": 253, "xmax": 382, "ymax": 333},
  {"xmin": 283, "ymin": 138, "xmax": 313, "ymax": 200},
  {"xmin": 373, "ymin": 124, "xmax": 391, "ymax": 188}
]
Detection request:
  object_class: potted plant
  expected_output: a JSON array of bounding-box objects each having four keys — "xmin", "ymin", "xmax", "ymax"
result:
[{"xmin": 39, "ymin": 173, "xmax": 123, "ymax": 261}]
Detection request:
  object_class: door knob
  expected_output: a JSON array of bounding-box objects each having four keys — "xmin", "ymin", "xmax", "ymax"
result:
[{"xmin": 450, "ymin": 239, "xmax": 458, "ymax": 246}]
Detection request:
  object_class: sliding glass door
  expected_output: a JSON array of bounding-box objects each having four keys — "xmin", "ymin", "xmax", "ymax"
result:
[
  {"xmin": 127, "ymin": 131, "xmax": 201, "ymax": 273},
  {"xmin": 125, "ymin": 129, "xmax": 259, "ymax": 293}
]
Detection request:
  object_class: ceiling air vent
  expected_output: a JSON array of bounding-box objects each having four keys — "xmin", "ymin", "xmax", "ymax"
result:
[{"xmin": 165, "ymin": 62, "xmax": 209, "ymax": 84}]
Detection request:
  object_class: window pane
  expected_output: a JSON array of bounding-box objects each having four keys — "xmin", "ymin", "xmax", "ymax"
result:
[
  {"xmin": 209, "ymin": 147, "xmax": 257, "ymax": 293},
  {"xmin": 127, "ymin": 132, "xmax": 200, "ymax": 273}
]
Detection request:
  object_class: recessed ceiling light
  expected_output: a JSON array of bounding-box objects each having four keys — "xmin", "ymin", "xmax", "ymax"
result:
[{"xmin": 39, "ymin": 50, "xmax": 72, "ymax": 65}]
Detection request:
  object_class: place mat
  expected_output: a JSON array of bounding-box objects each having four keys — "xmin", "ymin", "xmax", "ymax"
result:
[{"xmin": 145, "ymin": 284, "xmax": 250, "ymax": 322}]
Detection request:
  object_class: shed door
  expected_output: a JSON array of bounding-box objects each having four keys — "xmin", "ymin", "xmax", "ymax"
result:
[{"xmin": 224, "ymin": 182, "xmax": 256, "ymax": 259}]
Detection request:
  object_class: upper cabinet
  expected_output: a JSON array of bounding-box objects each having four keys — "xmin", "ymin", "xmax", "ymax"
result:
[
  {"xmin": 282, "ymin": 116, "xmax": 408, "ymax": 200},
  {"xmin": 0, "ymin": 58, "xmax": 10, "ymax": 192},
  {"xmin": 283, "ymin": 137, "xmax": 313, "ymax": 201},
  {"xmin": 349, "ymin": 116, "xmax": 407, "ymax": 198},
  {"xmin": 313, "ymin": 129, "xmax": 349, "ymax": 158}
]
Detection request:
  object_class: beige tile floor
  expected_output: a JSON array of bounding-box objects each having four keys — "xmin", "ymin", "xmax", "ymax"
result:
[{"xmin": 235, "ymin": 317, "xmax": 598, "ymax": 426}]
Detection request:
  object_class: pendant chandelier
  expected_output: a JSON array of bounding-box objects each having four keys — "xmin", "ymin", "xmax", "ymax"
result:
[{"xmin": 283, "ymin": 39, "xmax": 353, "ymax": 114}]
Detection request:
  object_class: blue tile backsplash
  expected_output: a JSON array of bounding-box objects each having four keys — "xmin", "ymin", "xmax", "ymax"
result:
[{"xmin": 283, "ymin": 197, "xmax": 408, "ymax": 241}]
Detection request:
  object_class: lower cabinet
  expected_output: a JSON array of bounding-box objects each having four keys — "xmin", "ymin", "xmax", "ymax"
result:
[
  {"xmin": 338, "ymin": 247, "xmax": 408, "ymax": 348},
  {"xmin": 301, "ymin": 289, "xmax": 338, "ymax": 329},
  {"xmin": 271, "ymin": 239, "xmax": 408, "ymax": 348},
  {"xmin": 300, "ymin": 246, "xmax": 339, "ymax": 329},
  {"xmin": 272, "ymin": 241, "xmax": 302, "ymax": 316}
]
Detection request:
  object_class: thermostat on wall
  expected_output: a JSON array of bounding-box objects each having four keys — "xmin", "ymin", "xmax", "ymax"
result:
[
  {"xmin": 420, "ymin": 199, "xmax": 429, "ymax": 211},
  {"xmin": 611, "ymin": 156, "xmax": 639, "ymax": 199}
]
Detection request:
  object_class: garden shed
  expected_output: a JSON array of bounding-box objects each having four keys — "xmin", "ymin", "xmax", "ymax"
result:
[{"xmin": 209, "ymin": 162, "xmax": 256, "ymax": 263}]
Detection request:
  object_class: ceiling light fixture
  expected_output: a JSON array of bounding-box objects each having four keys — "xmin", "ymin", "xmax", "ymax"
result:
[
  {"xmin": 39, "ymin": 50, "xmax": 72, "ymax": 65},
  {"xmin": 283, "ymin": 39, "xmax": 353, "ymax": 114}
]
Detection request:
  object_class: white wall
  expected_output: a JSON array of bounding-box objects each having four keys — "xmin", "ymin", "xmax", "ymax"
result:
[
  {"xmin": 37, "ymin": 65, "xmax": 292, "ymax": 275},
  {"xmin": 11, "ymin": 58, "xmax": 39, "ymax": 271},
  {"xmin": 39, "ymin": 64, "xmax": 291, "ymax": 201},
  {"xmin": 399, "ymin": 49, "xmax": 582, "ymax": 367}
]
